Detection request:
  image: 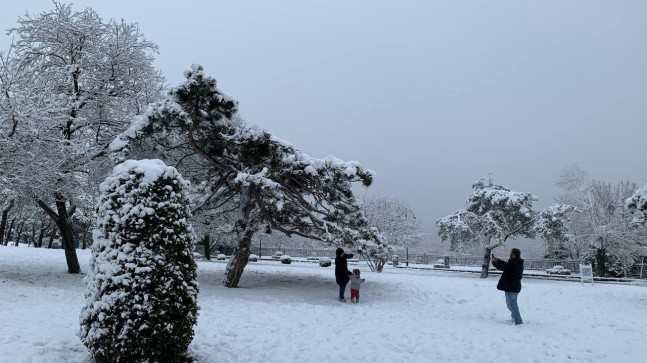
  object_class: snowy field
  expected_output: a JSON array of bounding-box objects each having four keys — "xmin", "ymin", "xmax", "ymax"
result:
[{"xmin": 1, "ymin": 247, "xmax": 646, "ymax": 363}]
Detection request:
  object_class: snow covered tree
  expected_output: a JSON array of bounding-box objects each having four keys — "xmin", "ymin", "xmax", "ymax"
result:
[
  {"xmin": 111, "ymin": 65, "xmax": 385, "ymax": 286},
  {"xmin": 626, "ymin": 184, "xmax": 647, "ymax": 226},
  {"xmin": 535, "ymin": 204, "xmax": 575, "ymax": 259},
  {"xmin": 0, "ymin": 3, "xmax": 164, "ymax": 273},
  {"xmin": 556, "ymin": 166, "xmax": 643, "ymax": 277},
  {"xmin": 436, "ymin": 177, "xmax": 572, "ymax": 278},
  {"xmin": 80, "ymin": 159, "xmax": 198, "ymax": 363},
  {"xmin": 357, "ymin": 194, "xmax": 425, "ymax": 271},
  {"xmin": 360, "ymin": 194, "xmax": 426, "ymax": 250},
  {"xmin": 356, "ymin": 229, "xmax": 393, "ymax": 272}
]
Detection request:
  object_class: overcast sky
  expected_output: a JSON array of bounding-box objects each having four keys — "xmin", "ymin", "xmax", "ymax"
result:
[{"xmin": 2, "ymin": 1, "xmax": 647, "ymax": 244}]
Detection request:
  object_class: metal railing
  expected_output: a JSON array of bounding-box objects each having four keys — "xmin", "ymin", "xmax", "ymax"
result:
[{"xmin": 196, "ymin": 245, "xmax": 647, "ymax": 279}]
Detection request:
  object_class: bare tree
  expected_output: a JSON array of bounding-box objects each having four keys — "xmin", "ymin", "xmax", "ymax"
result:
[
  {"xmin": 359, "ymin": 194, "xmax": 426, "ymax": 271},
  {"xmin": 0, "ymin": 3, "xmax": 164, "ymax": 272},
  {"xmin": 556, "ymin": 166, "xmax": 643, "ymax": 276},
  {"xmin": 360, "ymin": 194, "xmax": 426, "ymax": 249}
]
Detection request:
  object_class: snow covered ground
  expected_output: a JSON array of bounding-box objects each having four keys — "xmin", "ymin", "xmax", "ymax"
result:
[{"xmin": 1, "ymin": 246, "xmax": 645, "ymax": 363}]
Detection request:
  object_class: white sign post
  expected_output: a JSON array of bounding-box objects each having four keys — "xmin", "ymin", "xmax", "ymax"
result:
[{"xmin": 580, "ymin": 264, "xmax": 594, "ymax": 285}]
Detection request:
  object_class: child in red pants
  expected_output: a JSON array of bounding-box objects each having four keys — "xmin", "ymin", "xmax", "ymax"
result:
[{"xmin": 349, "ymin": 269, "xmax": 365, "ymax": 303}]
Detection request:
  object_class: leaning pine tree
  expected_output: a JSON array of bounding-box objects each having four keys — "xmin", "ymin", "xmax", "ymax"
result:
[
  {"xmin": 436, "ymin": 177, "xmax": 573, "ymax": 278},
  {"xmin": 79, "ymin": 159, "xmax": 199, "ymax": 363},
  {"xmin": 110, "ymin": 64, "xmax": 390, "ymax": 287}
]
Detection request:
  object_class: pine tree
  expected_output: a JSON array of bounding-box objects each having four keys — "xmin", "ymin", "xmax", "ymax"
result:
[
  {"xmin": 111, "ymin": 65, "xmax": 385, "ymax": 287},
  {"xmin": 80, "ymin": 159, "xmax": 198, "ymax": 363},
  {"xmin": 436, "ymin": 177, "xmax": 572, "ymax": 278}
]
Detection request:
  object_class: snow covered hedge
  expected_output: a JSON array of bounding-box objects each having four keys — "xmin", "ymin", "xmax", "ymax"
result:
[
  {"xmin": 280, "ymin": 255, "xmax": 292, "ymax": 264},
  {"xmin": 319, "ymin": 257, "xmax": 332, "ymax": 267},
  {"xmin": 79, "ymin": 159, "xmax": 199, "ymax": 362}
]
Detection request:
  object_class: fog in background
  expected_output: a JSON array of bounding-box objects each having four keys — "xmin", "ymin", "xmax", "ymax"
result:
[{"xmin": 2, "ymin": 1, "xmax": 646, "ymax": 251}]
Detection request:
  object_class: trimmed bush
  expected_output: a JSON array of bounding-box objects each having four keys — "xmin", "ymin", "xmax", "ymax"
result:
[
  {"xmin": 272, "ymin": 251, "xmax": 283, "ymax": 260},
  {"xmin": 248, "ymin": 254, "xmax": 259, "ymax": 262},
  {"xmin": 280, "ymin": 255, "xmax": 292, "ymax": 264},
  {"xmin": 216, "ymin": 254, "xmax": 227, "ymax": 261},
  {"xmin": 546, "ymin": 265, "xmax": 571, "ymax": 275},
  {"xmin": 319, "ymin": 257, "xmax": 332, "ymax": 267},
  {"xmin": 80, "ymin": 159, "xmax": 199, "ymax": 363}
]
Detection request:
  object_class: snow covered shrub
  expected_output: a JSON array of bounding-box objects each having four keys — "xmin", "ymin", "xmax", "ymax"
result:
[
  {"xmin": 319, "ymin": 257, "xmax": 332, "ymax": 267},
  {"xmin": 216, "ymin": 253, "xmax": 227, "ymax": 260},
  {"xmin": 80, "ymin": 159, "xmax": 199, "ymax": 363},
  {"xmin": 280, "ymin": 255, "xmax": 292, "ymax": 264},
  {"xmin": 272, "ymin": 251, "xmax": 283, "ymax": 260},
  {"xmin": 357, "ymin": 228, "xmax": 393, "ymax": 272},
  {"xmin": 584, "ymin": 247, "xmax": 635, "ymax": 278},
  {"xmin": 248, "ymin": 254, "xmax": 259, "ymax": 262},
  {"xmin": 546, "ymin": 265, "xmax": 571, "ymax": 275}
]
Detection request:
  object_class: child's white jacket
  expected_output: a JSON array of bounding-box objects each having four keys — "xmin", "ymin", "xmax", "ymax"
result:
[{"xmin": 350, "ymin": 275, "xmax": 365, "ymax": 289}]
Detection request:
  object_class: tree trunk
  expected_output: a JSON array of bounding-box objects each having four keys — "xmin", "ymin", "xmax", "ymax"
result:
[
  {"xmin": 29, "ymin": 222, "xmax": 37, "ymax": 247},
  {"xmin": 0, "ymin": 200, "xmax": 15, "ymax": 246},
  {"xmin": 37, "ymin": 221, "xmax": 49, "ymax": 248},
  {"xmin": 55, "ymin": 198, "xmax": 81, "ymax": 273},
  {"xmin": 15, "ymin": 220, "xmax": 25, "ymax": 247},
  {"xmin": 5, "ymin": 218, "xmax": 16, "ymax": 246},
  {"xmin": 595, "ymin": 247, "xmax": 606, "ymax": 277},
  {"xmin": 36, "ymin": 196, "xmax": 81, "ymax": 273},
  {"xmin": 223, "ymin": 187, "xmax": 256, "ymax": 288},
  {"xmin": 481, "ymin": 246, "xmax": 492, "ymax": 278},
  {"xmin": 80, "ymin": 222, "xmax": 90, "ymax": 250},
  {"xmin": 223, "ymin": 229, "xmax": 254, "ymax": 288},
  {"xmin": 47, "ymin": 227, "xmax": 57, "ymax": 249},
  {"xmin": 203, "ymin": 234, "xmax": 211, "ymax": 261}
]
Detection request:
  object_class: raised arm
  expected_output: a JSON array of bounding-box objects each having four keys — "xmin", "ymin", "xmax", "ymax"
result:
[{"xmin": 491, "ymin": 256, "xmax": 509, "ymax": 272}]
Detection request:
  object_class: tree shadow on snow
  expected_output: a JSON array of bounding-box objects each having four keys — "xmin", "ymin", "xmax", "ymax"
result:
[{"xmin": 196, "ymin": 264, "xmax": 371, "ymax": 306}]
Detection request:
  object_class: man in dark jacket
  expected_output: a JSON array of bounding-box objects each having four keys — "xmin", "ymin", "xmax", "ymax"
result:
[
  {"xmin": 491, "ymin": 248, "xmax": 524, "ymax": 325},
  {"xmin": 335, "ymin": 247, "xmax": 353, "ymax": 302}
]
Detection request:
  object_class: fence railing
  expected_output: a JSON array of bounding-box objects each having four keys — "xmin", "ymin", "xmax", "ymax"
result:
[{"xmin": 197, "ymin": 245, "xmax": 646, "ymax": 279}]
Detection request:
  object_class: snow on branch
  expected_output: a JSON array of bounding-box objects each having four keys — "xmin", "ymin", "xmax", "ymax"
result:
[{"xmin": 626, "ymin": 184, "xmax": 647, "ymax": 226}]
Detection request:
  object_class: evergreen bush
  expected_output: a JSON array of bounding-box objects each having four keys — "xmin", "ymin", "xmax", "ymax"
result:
[{"xmin": 79, "ymin": 160, "xmax": 199, "ymax": 363}]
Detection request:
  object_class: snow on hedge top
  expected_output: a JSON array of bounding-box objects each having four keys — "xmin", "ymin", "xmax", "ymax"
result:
[{"xmin": 100, "ymin": 159, "xmax": 186, "ymax": 194}]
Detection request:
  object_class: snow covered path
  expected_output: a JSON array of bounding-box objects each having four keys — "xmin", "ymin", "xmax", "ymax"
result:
[{"xmin": 0, "ymin": 247, "xmax": 645, "ymax": 362}]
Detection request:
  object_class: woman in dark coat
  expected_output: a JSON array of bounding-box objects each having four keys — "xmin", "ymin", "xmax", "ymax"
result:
[{"xmin": 335, "ymin": 247, "xmax": 353, "ymax": 302}]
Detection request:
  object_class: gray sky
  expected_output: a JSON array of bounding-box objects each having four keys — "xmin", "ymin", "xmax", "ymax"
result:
[{"xmin": 2, "ymin": 1, "xmax": 647, "ymax": 245}]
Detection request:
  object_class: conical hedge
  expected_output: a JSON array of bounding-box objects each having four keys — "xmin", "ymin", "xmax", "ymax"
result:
[{"xmin": 80, "ymin": 159, "xmax": 199, "ymax": 362}]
